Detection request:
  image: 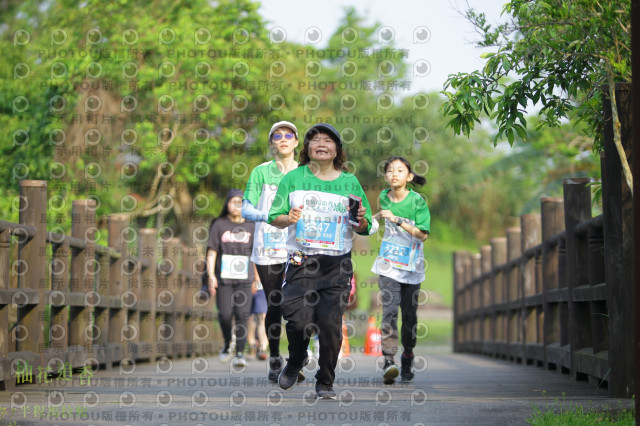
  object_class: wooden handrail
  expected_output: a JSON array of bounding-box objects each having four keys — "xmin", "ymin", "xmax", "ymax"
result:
[
  {"xmin": 0, "ymin": 181, "xmax": 217, "ymax": 392},
  {"xmin": 0, "ymin": 221, "xmax": 37, "ymax": 238}
]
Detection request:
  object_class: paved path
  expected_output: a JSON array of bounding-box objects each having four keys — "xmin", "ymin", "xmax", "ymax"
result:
[{"xmin": 0, "ymin": 346, "xmax": 632, "ymax": 425}]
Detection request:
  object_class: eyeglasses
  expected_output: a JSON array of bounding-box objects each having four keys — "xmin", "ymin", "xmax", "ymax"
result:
[{"xmin": 272, "ymin": 133, "xmax": 295, "ymax": 141}]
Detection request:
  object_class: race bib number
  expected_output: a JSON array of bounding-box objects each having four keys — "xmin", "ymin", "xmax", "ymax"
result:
[
  {"xmin": 379, "ymin": 222, "xmax": 419, "ymax": 271},
  {"xmin": 295, "ymin": 210, "xmax": 346, "ymax": 251},
  {"xmin": 220, "ymin": 255, "xmax": 249, "ymax": 280},
  {"xmin": 263, "ymin": 228, "xmax": 287, "ymax": 252}
]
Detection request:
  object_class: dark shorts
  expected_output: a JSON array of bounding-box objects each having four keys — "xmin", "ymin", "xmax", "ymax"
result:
[{"xmin": 251, "ymin": 289, "xmax": 268, "ymax": 314}]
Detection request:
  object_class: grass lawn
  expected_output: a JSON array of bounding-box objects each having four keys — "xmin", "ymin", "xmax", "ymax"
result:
[
  {"xmin": 417, "ymin": 318, "xmax": 453, "ymax": 346},
  {"xmin": 528, "ymin": 401, "xmax": 634, "ymax": 425}
]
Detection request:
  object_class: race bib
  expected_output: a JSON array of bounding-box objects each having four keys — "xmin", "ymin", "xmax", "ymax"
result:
[
  {"xmin": 220, "ymin": 255, "xmax": 249, "ymax": 280},
  {"xmin": 295, "ymin": 210, "xmax": 346, "ymax": 251},
  {"xmin": 379, "ymin": 222, "xmax": 419, "ymax": 271},
  {"xmin": 263, "ymin": 228, "xmax": 287, "ymax": 252}
]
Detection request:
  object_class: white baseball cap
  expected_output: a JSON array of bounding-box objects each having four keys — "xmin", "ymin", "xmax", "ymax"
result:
[{"xmin": 268, "ymin": 121, "xmax": 298, "ymax": 141}]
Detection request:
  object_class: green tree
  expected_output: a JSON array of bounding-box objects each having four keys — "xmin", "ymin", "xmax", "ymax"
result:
[
  {"xmin": 441, "ymin": 0, "xmax": 631, "ymax": 193},
  {"xmin": 3, "ymin": 1, "xmax": 600, "ymax": 246},
  {"xmin": 0, "ymin": 2, "xmax": 417, "ymax": 241},
  {"xmin": 1, "ymin": 0, "xmax": 271, "ymax": 238},
  {"xmin": 221, "ymin": 6, "xmax": 414, "ymax": 198},
  {"xmin": 388, "ymin": 93, "xmax": 599, "ymax": 241}
]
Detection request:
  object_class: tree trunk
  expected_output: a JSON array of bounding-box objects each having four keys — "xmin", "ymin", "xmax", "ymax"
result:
[{"xmin": 606, "ymin": 67, "xmax": 634, "ymax": 196}]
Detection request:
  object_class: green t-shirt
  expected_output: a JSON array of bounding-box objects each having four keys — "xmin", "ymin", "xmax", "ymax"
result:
[
  {"xmin": 372, "ymin": 189, "xmax": 431, "ymax": 284},
  {"xmin": 243, "ymin": 160, "xmax": 294, "ymax": 264},
  {"xmin": 268, "ymin": 165, "xmax": 373, "ymax": 256}
]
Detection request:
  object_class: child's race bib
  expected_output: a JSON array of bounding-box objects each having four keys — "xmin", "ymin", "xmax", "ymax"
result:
[
  {"xmin": 379, "ymin": 221, "xmax": 420, "ymax": 271},
  {"xmin": 263, "ymin": 228, "xmax": 287, "ymax": 253}
]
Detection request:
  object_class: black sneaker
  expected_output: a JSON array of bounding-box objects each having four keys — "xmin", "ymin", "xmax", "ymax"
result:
[
  {"xmin": 268, "ymin": 356, "xmax": 284, "ymax": 383},
  {"xmin": 382, "ymin": 357, "xmax": 399, "ymax": 385},
  {"xmin": 400, "ymin": 352, "xmax": 415, "ymax": 383},
  {"xmin": 278, "ymin": 360, "xmax": 302, "ymax": 390},
  {"xmin": 315, "ymin": 382, "xmax": 336, "ymax": 399},
  {"xmin": 297, "ymin": 355, "xmax": 309, "ymax": 382}
]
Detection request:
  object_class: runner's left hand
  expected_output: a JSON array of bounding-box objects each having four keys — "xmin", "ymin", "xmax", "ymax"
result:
[{"xmin": 353, "ymin": 204, "xmax": 367, "ymax": 230}]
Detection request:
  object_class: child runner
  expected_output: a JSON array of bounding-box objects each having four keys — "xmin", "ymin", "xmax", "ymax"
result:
[
  {"xmin": 246, "ymin": 284, "xmax": 269, "ymax": 360},
  {"xmin": 371, "ymin": 156, "xmax": 430, "ymax": 384}
]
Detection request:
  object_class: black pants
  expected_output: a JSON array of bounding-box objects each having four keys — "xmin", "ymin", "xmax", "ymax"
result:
[
  {"xmin": 255, "ymin": 262, "xmax": 286, "ymax": 358},
  {"xmin": 216, "ymin": 281, "xmax": 252, "ymax": 353},
  {"xmin": 379, "ymin": 275, "xmax": 420, "ymax": 357},
  {"xmin": 281, "ymin": 253, "xmax": 352, "ymax": 386}
]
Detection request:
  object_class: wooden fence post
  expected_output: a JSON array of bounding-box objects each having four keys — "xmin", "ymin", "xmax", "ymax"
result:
[
  {"xmin": 183, "ymin": 245, "xmax": 200, "ymax": 356},
  {"xmin": 520, "ymin": 214, "xmax": 541, "ymax": 365},
  {"xmin": 470, "ymin": 252, "xmax": 480, "ymax": 350},
  {"xmin": 453, "ymin": 251, "xmax": 466, "ymax": 352},
  {"xmin": 94, "ymin": 239, "xmax": 110, "ymax": 369},
  {"xmin": 16, "ymin": 180, "xmax": 47, "ymax": 370},
  {"xmin": 50, "ymin": 228, "xmax": 69, "ymax": 361},
  {"xmin": 107, "ymin": 214, "xmax": 128, "ymax": 365},
  {"xmin": 506, "ymin": 227, "xmax": 522, "ymax": 362},
  {"xmin": 480, "ymin": 245, "xmax": 492, "ymax": 355},
  {"xmin": 173, "ymin": 239, "xmax": 190, "ymax": 357},
  {"xmin": 587, "ymin": 221, "xmax": 607, "ymax": 361},
  {"xmin": 123, "ymin": 231, "xmax": 141, "ymax": 361},
  {"xmin": 491, "ymin": 238, "xmax": 508, "ymax": 303},
  {"xmin": 158, "ymin": 238, "xmax": 181, "ymax": 358},
  {"xmin": 68, "ymin": 200, "xmax": 96, "ymax": 367},
  {"xmin": 563, "ymin": 177, "xmax": 592, "ymax": 381},
  {"xmin": 174, "ymin": 241, "xmax": 186, "ymax": 358},
  {"xmin": 139, "ymin": 229, "xmax": 157, "ymax": 362},
  {"xmin": 0, "ymin": 227, "xmax": 11, "ymax": 389},
  {"xmin": 491, "ymin": 237, "xmax": 507, "ymax": 356},
  {"xmin": 541, "ymin": 197, "xmax": 564, "ymax": 371},
  {"xmin": 602, "ymin": 83, "xmax": 634, "ymax": 397}
]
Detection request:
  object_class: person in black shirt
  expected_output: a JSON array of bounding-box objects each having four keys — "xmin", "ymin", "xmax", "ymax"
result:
[{"xmin": 207, "ymin": 189, "xmax": 258, "ymax": 367}]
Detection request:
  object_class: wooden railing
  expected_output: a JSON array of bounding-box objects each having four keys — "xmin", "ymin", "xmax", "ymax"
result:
[
  {"xmin": 0, "ymin": 180, "xmax": 219, "ymax": 390},
  {"xmin": 453, "ymin": 85, "xmax": 634, "ymax": 397}
]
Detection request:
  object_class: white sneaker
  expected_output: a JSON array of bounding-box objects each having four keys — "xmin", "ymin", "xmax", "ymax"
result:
[
  {"xmin": 232, "ymin": 355, "xmax": 247, "ymax": 368},
  {"xmin": 219, "ymin": 349, "xmax": 233, "ymax": 363}
]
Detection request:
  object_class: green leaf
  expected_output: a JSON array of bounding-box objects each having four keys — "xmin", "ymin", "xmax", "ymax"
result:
[
  {"xmin": 502, "ymin": 57, "xmax": 512, "ymax": 73},
  {"xmin": 506, "ymin": 128, "xmax": 514, "ymax": 144}
]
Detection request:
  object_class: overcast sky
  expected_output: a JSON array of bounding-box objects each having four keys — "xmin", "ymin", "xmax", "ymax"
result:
[{"xmin": 259, "ymin": 0, "xmax": 508, "ymax": 94}]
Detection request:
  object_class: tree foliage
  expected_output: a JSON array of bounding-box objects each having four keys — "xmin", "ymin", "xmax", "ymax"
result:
[
  {"xmin": 0, "ymin": 0, "xmax": 603, "ymax": 244},
  {"xmin": 1, "ymin": 0, "xmax": 268, "ymax": 237},
  {"xmin": 0, "ymin": 1, "xmax": 413, "ymax": 241},
  {"xmin": 441, "ymin": 0, "xmax": 631, "ymax": 190}
]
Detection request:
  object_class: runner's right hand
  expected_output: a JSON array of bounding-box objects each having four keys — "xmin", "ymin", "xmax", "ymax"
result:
[
  {"xmin": 378, "ymin": 210, "xmax": 397, "ymax": 222},
  {"xmin": 288, "ymin": 205, "xmax": 303, "ymax": 224},
  {"xmin": 208, "ymin": 276, "xmax": 218, "ymax": 297}
]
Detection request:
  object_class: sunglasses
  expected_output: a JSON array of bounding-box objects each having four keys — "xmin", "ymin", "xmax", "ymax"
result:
[{"xmin": 272, "ymin": 133, "xmax": 295, "ymax": 141}]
